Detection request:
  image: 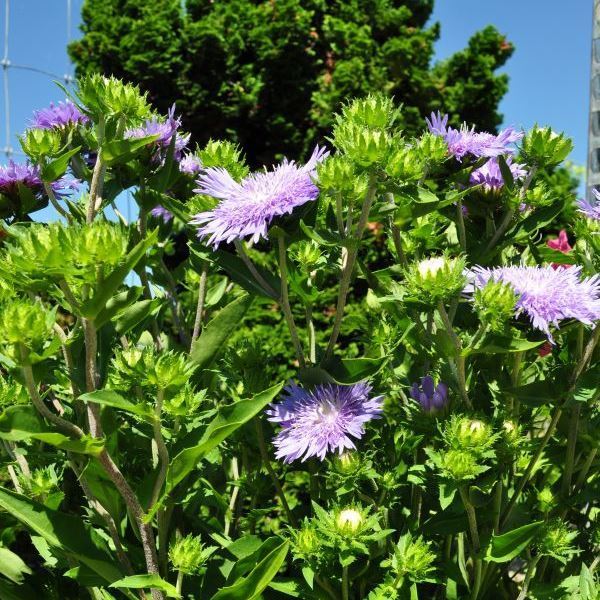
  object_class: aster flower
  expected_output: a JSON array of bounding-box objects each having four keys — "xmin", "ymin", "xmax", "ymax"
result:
[
  {"xmin": 426, "ymin": 112, "xmax": 523, "ymax": 160},
  {"xmin": 467, "ymin": 265, "xmax": 600, "ymax": 340},
  {"xmin": 547, "ymin": 230, "xmax": 573, "ymax": 270},
  {"xmin": 469, "ymin": 157, "xmax": 527, "ymax": 191},
  {"xmin": 191, "ymin": 145, "xmax": 328, "ymax": 249},
  {"xmin": 30, "ymin": 100, "xmax": 88, "ymax": 129},
  {"xmin": 577, "ymin": 189, "xmax": 600, "ymax": 221},
  {"xmin": 410, "ymin": 376, "xmax": 448, "ymax": 413},
  {"xmin": 266, "ymin": 381, "xmax": 383, "ymax": 463},
  {"xmin": 150, "ymin": 205, "xmax": 173, "ymax": 223},
  {"xmin": 125, "ymin": 105, "xmax": 190, "ymax": 161},
  {"xmin": 0, "ymin": 161, "xmax": 78, "ymax": 200},
  {"xmin": 179, "ymin": 153, "xmax": 202, "ymax": 175}
]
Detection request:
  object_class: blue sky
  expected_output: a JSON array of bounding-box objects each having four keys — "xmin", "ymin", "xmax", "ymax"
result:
[{"xmin": 0, "ymin": 0, "xmax": 592, "ymax": 220}]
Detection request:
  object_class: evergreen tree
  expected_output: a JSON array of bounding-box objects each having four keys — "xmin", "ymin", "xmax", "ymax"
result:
[{"xmin": 69, "ymin": 0, "xmax": 513, "ymax": 164}]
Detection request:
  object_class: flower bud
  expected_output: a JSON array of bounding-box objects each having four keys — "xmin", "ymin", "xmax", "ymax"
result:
[
  {"xmin": 521, "ymin": 126, "xmax": 573, "ymax": 167},
  {"xmin": 341, "ymin": 94, "xmax": 398, "ymax": 130},
  {"xmin": 74, "ymin": 222, "xmax": 130, "ymax": 269},
  {"xmin": 441, "ymin": 449, "xmax": 479, "ymax": 481},
  {"xmin": 332, "ymin": 122, "xmax": 393, "ymax": 167},
  {"xmin": 294, "ymin": 524, "xmax": 321, "ymax": 555},
  {"xmin": 410, "ymin": 376, "xmax": 448, "ymax": 414},
  {"xmin": 199, "ymin": 140, "xmax": 248, "ymax": 181},
  {"xmin": 316, "ymin": 155, "xmax": 362, "ymax": 196},
  {"xmin": 535, "ymin": 520, "xmax": 577, "ymax": 562},
  {"xmin": 291, "ymin": 241, "xmax": 324, "ymax": 272},
  {"xmin": 19, "ymin": 128, "xmax": 62, "ymax": 161},
  {"xmin": 502, "ymin": 420, "xmax": 520, "ymax": 444},
  {"xmin": 416, "ymin": 132, "xmax": 448, "ymax": 164},
  {"xmin": 405, "ymin": 256, "xmax": 466, "ymax": 304},
  {"xmin": 334, "ymin": 508, "xmax": 364, "ymax": 535},
  {"xmin": 168, "ymin": 535, "xmax": 213, "ymax": 575},
  {"xmin": 332, "ymin": 452, "xmax": 361, "ymax": 475},
  {"xmin": 0, "ymin": 298, "xmax": 55, "ymax": 350},
  {"xmin": 22, "ymin": 465, "xmax": 60, "ymax": 500},
  {"xmin": 473, "ymin": 280, "xmax": 516, "ymax": 333},
  {"xmin": 537, "ymin": 487, "xmax": 555, "ymax": 513},
  {"xmin": 145, "ymin": 351, "xmax": 196, "ymax": 391},
  {"xmin": 385, "ymin": 146, "xmax": 424, "ymax": 182},
  {"xmin": 387, "ymin": 533, "xmax": 436, "ymax": 583}
]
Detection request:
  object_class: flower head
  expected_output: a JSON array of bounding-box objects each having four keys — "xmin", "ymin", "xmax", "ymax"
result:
[
  {"xmin": 150, "ymin": 205, "xmax": 173, "ymax": 223},
  {"xmin": 410, "ymin": 376, "xmax": 448, "ymax": 413},
  {"xmin": 0, "ymin": 161, "xmax": 78, "ymax": 200},
  {"xmin": 577, "ymin": 189, "xmax": 600, "ymax": 221},
  {"xmin": 191, "ymin": 146, "xmax": 328, "ymax": 248},
  {"xmin": 125, "ymin": 105, "xmax": 190, "ymax": 161},
  {"xmin": 30, "ymin": 100, "xmax": 88, "ymax": 129},
  {"xmin": 266, "ymin": 381, "xmax": 383, "ymax": 463},
  {"xmin": 468, "ymin": 265, "xmax": 600, "ymax": 340},
  {"xmin": 426, "ymin": 112, "xmax": 522, "ymax": 160},
  {"xmin": 179, "ymin": 153, "xmax": 202, "ymax": 175},
  {"xmin": 469, "ymin": 157, "xmax": 527, "ymax": 191}
]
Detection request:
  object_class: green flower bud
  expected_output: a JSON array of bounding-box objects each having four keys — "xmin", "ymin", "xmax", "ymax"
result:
[
  {"xmin": 0, "ymin": 298, "xmax": 55, "ymax": 350},
  {"xmin": 385, "ymin": 146, "xmax": 425, "ymax": 182},
  {"xmin": 22, "ymin": 465, "xmax": 60, "ymax": 500},
  {"xmin": 441, "ymin": 449, "xmax": 479, "ymax": 481},
  {"xmin": 386, "ymin": 533, "xmax": 436, "ymax": 583},
  {"xmin": 332, "ymin": 452, "xmax": 361, "ymax": 475},
  {"xmin": 521, "ymin": 126, "xmax": 573, "ymax": 167},
  {"xmin": 294, "ymin": 524, "xmax": 321, "ymax": 555},
  {"xmin": 291, "ymin": 240, "xmax": 325, "ymax": 272},
  {"xmin": 473, "ymin": 280, "xmax": 516, "ymax": 332},
  {"xmin": 537, "ymin": 487, "xmax": 555, "ymax": 513},
  {"xmin": 168, "ymin": 535, "xmax": 214, "ymax": 575},
  {"xmin": 19, "ymin": 128, "xmax": 62, "ymax": 161},
  {"xmin": 199, "ymin": 140, "xmax": 248, "ymax": 181},
  {"xmin": 535, "ymin": 520, "xmax": 578, "ymax": 563},
  {"xmin": 416, "ymin": 132, "xmax": 448, "ymax": 164},
  {"xmin": 0, "ymin": 376, "xmax": 29, "ymax": 409},
  {"xmin": 316, "ymin": 155, "xmax": 362, "ymax": 196},
  {"xmin": 405, "ymin": 255, "xmax": 467, "ymax": 304},
  {"xmin": 523, "ymin": 183, "xmax": 555, "ymax": 208},
  {"xmin": 455, "ymin": 417, "xmax": 494, "ymax": 450},
  {"xmin": 334, "ymin": 507, "xmax": 365, "ymax": 536},
  {"xmin": 340, "ymin": 94, "xmax": 398, "ymax": 130},
  {"xmin": 74, "ymin": 222, "xmax": 130, "ymax": 269},
  {"xmin": 145, "ymin": 351, "xmax": 196, "ymax": 391},
  {"xmin": 502, "ymin": 420, "xmax": 520, "ymax": 445},
  {"xmin": 332, "ymin": 121, "xmax": 393, "ymax": 167},
  {"xmin": 164, "ymin": 384, "xmax": 206, "ymax": 417}
]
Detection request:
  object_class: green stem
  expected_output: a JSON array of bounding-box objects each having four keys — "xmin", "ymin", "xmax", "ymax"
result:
[
  {"xmin": 44, "ymin": 182, "xmax": 71, "ymax": 221},
  {"xmin": 190, "ymin": 264, "xmax": 208, "ymax": 349},
  {"xmin": 560, "ymin": 403, "xmax": 580, "ymax": 499},
  {"xmin": 150, "ymin": 389, "xmax": 168, "ymax": 508},
  {"xmin": 325, "ymin": 174, "xmax": 377, "ymax": 360},
  {"xmin": 176, "ymin": 571, "xmax": 184, "ymax": 596},
  {"xmin": 516, "ymin": 555, "xmax": 541, "ymax": 600},
  {"xmin": 277, "ymin": 235, "xmax": 306, "ymax": 368},
  {"xmin": 87, "ymin": 114, "xmax": 106, "ymax": 224},
  {"xmin": 456, "ymin": 200, "xmax": 467, "ymax": 251},
  {"xmin": 234, "ymin": 239, "xmax": 278, "ymax": 299},
  {"xmin": 459, "ymin": 486, "xmax": 482, "ymax": 600},
  {"xmin": 342, "ymin": 565, "xmax": 349, "ymax": 600}
]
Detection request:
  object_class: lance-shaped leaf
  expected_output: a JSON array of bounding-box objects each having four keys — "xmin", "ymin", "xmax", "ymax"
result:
[
  {"xmin": 0, "ymin": 487, "xmax": 124, "ymax": 583},
  {"xmin": 485, "ymin": 521, "xmax": 543, "ymax": 563},
  {"xmin": 0, "ymin": 546, "xmax": 33, "ymax": 583},
  {"xmin": 78, "ymin": 390, "xmax": 155, "ymax": 422},
  {"xmin": 110, "ymin": 574, "xmax": 180, "ymax": 598},
  {"xmin": 190, "ymin": 293, "xmax": 254, "ymax": 370},
  {"xmin": 102, "ymin": 134, "xmax": 159, "ymax": 165},
  {"xmin": 41, "ymin": 146, "xmax": 82, "ymax": 182},
  {"xmin": 464, "ymin": 333, "xmax": 545, "ymax": 355},
  {"xmin": 80, "ymin": 229, "xmax": 158, "ymax": 319}
]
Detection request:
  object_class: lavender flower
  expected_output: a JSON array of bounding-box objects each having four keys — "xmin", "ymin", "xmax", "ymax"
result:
[
  {"xmin": 179, "ymin": 153, "xmax": 202, "ymax": 176},
  {"xmin": 468, "ymin": 265, "xmax": 600, "ymax": 340},
  {"xmin": 410, "ymin": 376, "xmax": 448, "ymax": 412},
  {"xmin": 150, "ymin": 205, "xmax": 173, "ymax": 223},
  {"xmin": 0, "ymin": 161, "xmax": 78, "ymax": 200},
  {"xmin": 577, "ymin": 189, "xmax": 600, "ymax": 221},
  {"xmin": 426, "ymin": 112, "xmax": 522, "ymax": 160},
  {"xmin": 191, "ymin": 145, "xmax": 328, "ymax": 249},
  {"xmin": 125, "ymin": 105, "xmax": 190, "ymax": 161},
  {"xmin": 469, "ymin": 157, "xmax": 527, "ymax": 191},
  {"xmin": 266, "ymin": 381, "xmax": 383, "ymax": 463},
  {"xmin": 30, "ymin": 100, "xmax": 88, "ymax": 129}
]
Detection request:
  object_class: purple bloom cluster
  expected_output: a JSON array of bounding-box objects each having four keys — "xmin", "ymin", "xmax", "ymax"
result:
[
  {"xmin": 577, "ymin": 189, "xmax": 600, "ymax": 221},
  {"xmin": 468, "ymin": 265, "xmax": 600, "ymax": 340},
  {"xmin": 469, "ymin": 157, "xmax": 527, "ymax": 192},
  {"xmin": 410, "ymin": 376, "xmax": 448, "ymax": 413},
  {"xmin": 426, "ymin": 112, "xmax": 522, "ymax": 161},
  {"xmin": 125, "ymin": 105, "xmax": 190, "ymax": 161},
  {"xmin": 30, "ymin": 100, "xmax": 88, "ymax": 130},
  {"xmin": 179, "ymin": 153, "xmax": 202, "ymax": 176},
  {"xmin": 266, "ymin": 381, "xmax": 383, "ymax": 463},
  {"xmin": 0, "ymin": 161, "xmax": 78, "ymax": 199},
  {"xmin": 150, "ymin": 205, "xmax": 174, "ymax": 223},
  {"xmin": 191, "ymin": 145, "xmax": 328, "ymax": 249}
]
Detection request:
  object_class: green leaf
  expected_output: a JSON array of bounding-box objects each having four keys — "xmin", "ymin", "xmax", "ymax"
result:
[
  {"xmin": 0, "ymin": 579, "xmax": 37, "ymax": 600},
  {"xmin": 0, "ymin": 405, "xmax": 104, "ymax": 455},
  {"xmin": 0, "ymin": 546, "xmax": 32, "ymax": 583},
  {"xmin": 505, "ymin": 380, "xmax": 558, "ymax": 407},
  {"xmin": 190, "ymin": 294, "xmax": 254, "ymax": 369},
  {"xmin": 0, "ymin": 487, "xmax": 124, "ymax": 583},
  {"xmin": 497, "ymin": 155, "xmax": 515, "ymax": 191},
  {"xmin": 80, "ymin": 230, "xmax": 158, "ymax": 319},
  {"xmin": 485, "ymin": 521, "xmax": 543, "ymax": 563},
  {"xmin": 78, "ymin": 390, "xmax": 154, "ymax": 421},
  {"xmin": 465, "ymin": 333, "xmax": 544, "ymax": 355},
  {"xmin": 321, "ymin": 356, "xmax": 388, "ymax": 384},
  {"xmin": 114, "ymin": 299, "xmax": 160, "ymax": 334},
  {"xmin": 41, "ymin": 146, "xmax": 81, "ymax": 182},
  {"xmin": 110, "ymin": 574, "xmax": 181, "ymax": 598},
  {"xmin": 211, "ymin": 540, "xmax": 289, "ymax": 600},
  {"xmin": 165, "ymin": 382, "xmax": 284, "ymax": 498},
  {"xmin": 535, "ymin": 245, "xmax": 576, "ymax": 266},
  {"xmin": 299, "ymin": 220, "xmax": 341, "ymax": 247},
  {"xmin": 439, "ymin": 482, "xmax": 457, "ymax": 510},
  {"xmin": 102, "ymin": 135, "xmax": 159, "ymax": 165},
  {"xmin": 94, "ymin": 287, "xmax": 142, "ymax": 329}
]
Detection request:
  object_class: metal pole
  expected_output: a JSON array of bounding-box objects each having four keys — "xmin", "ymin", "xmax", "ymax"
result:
[{"xmin": 586, "ymin": 0, "xmax": 600, "ymax": 200}]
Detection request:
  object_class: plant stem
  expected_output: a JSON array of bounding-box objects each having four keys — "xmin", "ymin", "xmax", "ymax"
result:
[
  {"xmin": 492, "ymin": 479, "xmax": 503, "ymax": 534},
  {"xmin": 277, "ymin": 235, "xmax": 306, "ymax": 368},
  {"xmin": 342, "ymin": 565, "xmax": 349, "ymax": 600},
  {"xmin": 315, "ymin": 575, "xmax": 338, "ymax": 600},
  {"xmin": 456, "ymin": 200, "xmax": 466, "ymax": 251},
  {"xmin": 234, "ymin": 239, "xmax": 278, "ymax": 299},
  {"xmin": 82, "ymin": 318, "xmax": 103, "ymax": 438},
  {"xmin": 516, "ymin": 555, "xmax": 541, "ymax": 600},
  {"xmin": 325, "ymin": 174, "xmax": 377, "ymax": 360},
  {"xmin": 150, "ymin": 389, "xmax": 169, "ymax": 508},
  {"xmin": 44, "ymin": 182, "xmax": 71, "ymax": 221},
  {"xmin": 253, "ymin": 417, "xmax": 297, "ymax": 527},
  {"xmin": 53, "ymin": 323, "xmax": 80, "ymax": 398},
  {"xmin": 87, "ymin": 115, "xmax": 106, "ymax": 224},
  {"xmin": 574, "ymin": 447, "xmax": 597, "ymax": 491},
  {"xmin": 459, "ymin": 486, "xmax": 482, "ymax": 600},
  {"xmin": 159, "ymin": 259, "xmax": 190, "ymax": 348},
  {"xmin": 560, "ymin": 403, "xmax": 580, "ymax": 499},
  {"xmin": 190, "ymin": 264, "xmax": 208, "ymax": 349},
  {"xmin": 176, "ymin": 571, "xmax": 184, "ymax": 595}
]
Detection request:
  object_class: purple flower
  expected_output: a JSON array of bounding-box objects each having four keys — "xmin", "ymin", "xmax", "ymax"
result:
[
  {"xmin": 426, "ymin": 112, "xmax": 523, "ymax": 161},
  {"xmin": 469, "ymin": 157, "xmax": 527, "ymax": 191},
  {"xmin": 191, "ymin": 145, "xmax": 328, "ymax": 249},
  {"xmin": 266, "ymin": 381, "xmax": 383, "ymax": 463},
  {"xmin": 150, "ymin": 205, "xmax": 173, "ymax": 223},
  {"xmin": 410, "ymin": 376, "xmax": 448, "ymax": 413},
  {"xmin": 467, "ymin": 265, "xmax": 600, "ymax": 341},
  {"xmin": 179, "ymin": 153, "xmax": 202, "ymax": 176},
  {"xmin": 125, "ymin": 105, "xmax": 190, "ymax": 161},
  {"xmin": 0, "ymin": 161, "xmax": 78, "ymax": 200},
  {"xmin": 30, "ymin": 100, "xmax": 88, "ymax": 129},
  {"xmin": 577, "ymin": 189, "xmax": 600, "ymax": 221}
]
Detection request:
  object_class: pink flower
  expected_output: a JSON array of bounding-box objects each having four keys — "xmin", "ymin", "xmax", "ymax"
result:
[
  {"xmin": 538, "ymin": 341, "xmax": 553, "ymax": 357},
  {"xmin": 547, "ymin": 230, "xmax": 572, "ymax": 270}
]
